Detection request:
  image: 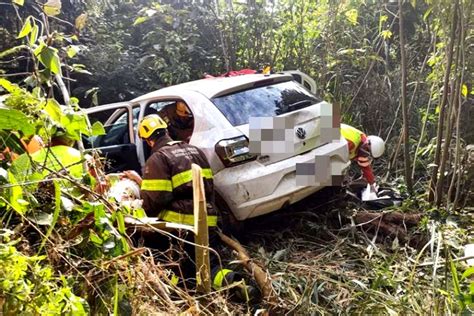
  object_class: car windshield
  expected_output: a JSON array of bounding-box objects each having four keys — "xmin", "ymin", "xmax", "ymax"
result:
[{"xmin": 211, "ymin": 80, "xmax": 321, "ymax": 126}]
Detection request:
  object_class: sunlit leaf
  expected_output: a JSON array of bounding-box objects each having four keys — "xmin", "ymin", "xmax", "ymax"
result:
[
  {"xmin": 91, "ymin": 121, "xmax": 106, "ymax": 136},
  {"xmin": 345, "ymin": 9, "xmax": 358, "ymax": 26},
  {"xmin": 116, "ymin": 211, "xmax": 125, "ymax": 235},
  {"xmin": 381, "ymin": 30, "xmax": 393, "ymax": 40},
  {"xmin": 461, "ymin": 267, "xmax": 474, "ymax": 280},
  {"xmin": 75, "ymin": 13, "xmax": 87, "ymax": 30},
  {"xmin": 36, "ymin": 45, "xmax": 62, "ymax": 75},
  {"xmin": 461, "ymin": 84, "xmax": 467, "ymax": 97},
  {"xmin": 66, "ymin": 45, "xmax": 80, "ymax": 58},
  {"xmin": 43, "ymin": 99, "xmax": 63, "ymax": 124},
  {"xmin": 17, "ymin": 17, "xmax": 32, "ymax": 39},
  {"xmin": 0, "ymin": 108, "xmax": 35, "ymax": 136},
  {"xmin": 43, "ymin": 0, "xmax": 62, "ymax": 16},
  {"xmin": 133, "ymin": 16, "xmax": 149, "ymax": 26},
  {"xmin": 29, "ymin": 24, "xmax": 39, "ymax": 46},
  {"xmin": 12, "ymin": 0, "xmax": 25, "ymax": 6}
]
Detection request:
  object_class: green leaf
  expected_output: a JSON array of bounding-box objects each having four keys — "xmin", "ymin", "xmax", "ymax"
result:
[
  {"xmin": 116, "ymin": 211, "xmax": 126, "ymax": 235},
  {"xmin": 462, "ymin": 267, "xmax": 474, "ymax": 280},
  {"xmin": 0, "ymin": 108, "xmax": 35, "ymax": 136},
  {"xmin": 0, "ymin": 78, "xmax": 17, "ymax": 93},
  {"xmin": 37, "ymin": 46, "xmax": 62, "ymax": 75},
  {"xmin": 61, "ymin": 112, "xmax": 90, "ymax": 139},
  {"xmin": 29, "ymin": 24, "xmax": 39, "ymax": 46},
  {"xmin": 43, "ymin": 99, "xmax": 63, "ymax": 124},
  {"xmin": 133, "ymin": 16, "xmax": 149, "ymax": 26},
  {"xmin": 13, "ymin": 0, "xmax": 25, "ymax": 6},
  {"xmin": 66, "ymin": 45, "xmax": 80, "ymax": 58},
  {"xmin": 43, "ymin": 0, "xmax": 62, "ymax": 16},
  {"xmin": 91, "ymin": 121, "xmax": 106, "ymax": 136},
  {"xmin": 381, "ymin": 30, "xmax": 393, "ymax": 40},
  {"xmin": 461, "ymin": 84, "xmax": 468, "ymax": 97},
  {"xmin": 7, "ymin": 172, "xmax": 26, "ymax": 214},
  {"xmin": 17, "ymin": 17, "xmax": 32, "ymax": 39},
  {"xmin": 345, "ymin": 9, "xmax": 358, "ymax": 26},
  {"xmin": 89, "ymin": 231, "xmax": 102, "ymax": 245}
]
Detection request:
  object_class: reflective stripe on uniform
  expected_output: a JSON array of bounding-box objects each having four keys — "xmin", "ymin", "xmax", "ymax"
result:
[
  {"xmin": 141, "ymin": 179, "xmax": 172, "ymax": 191},
  {"xmin": 171, "ymin": 168, "xmax": 213, "ymax": 188},
  {"xmin": 341, "ymin": 124, "xmax": 363, "ymax": 159},
  {"xmin": 212, "ymin": 268, "xmax": 234, "ymax": 289},
  {"xmin": 159, "ymin": 210, "xmax": 218, "ymax": 227}
]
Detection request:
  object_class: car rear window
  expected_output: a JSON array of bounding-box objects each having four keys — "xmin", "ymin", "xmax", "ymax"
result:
[{"xmin": 211, "ymin": 80, "xmax": 321, "ymax": 126}]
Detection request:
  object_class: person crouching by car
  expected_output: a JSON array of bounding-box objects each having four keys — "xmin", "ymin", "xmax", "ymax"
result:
[{"xmin": 341, "ymin": 123, "xmax": 385, "ymax": 194}]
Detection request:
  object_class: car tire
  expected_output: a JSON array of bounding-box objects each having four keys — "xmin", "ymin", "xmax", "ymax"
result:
[{"xmin": 215, "ymin": 193, "xmax": 245, "ymax": 239}]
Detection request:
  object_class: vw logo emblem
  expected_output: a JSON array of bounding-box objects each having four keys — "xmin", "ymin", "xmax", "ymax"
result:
[{"xmin": 295, "ymin": 127, "xmax": 306, "ymax": 139}]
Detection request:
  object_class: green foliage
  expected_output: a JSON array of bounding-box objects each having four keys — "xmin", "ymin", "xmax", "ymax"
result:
[{"xmin": 0, "ymin": 233, "xmax": 88, "ymax": 315}]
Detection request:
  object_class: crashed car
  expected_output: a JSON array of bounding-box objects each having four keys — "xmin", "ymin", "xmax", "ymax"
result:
[{"xmin": 84, "ymin": 73, "xmax": 349, "ymax": 221}]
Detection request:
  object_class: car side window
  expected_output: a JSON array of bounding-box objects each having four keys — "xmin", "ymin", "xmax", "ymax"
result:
[{"xmin": 85, "ymin": 108, "xmax": 131, "ymax": 148}]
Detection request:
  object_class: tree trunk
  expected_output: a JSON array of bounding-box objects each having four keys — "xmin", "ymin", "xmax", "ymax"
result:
[
  {"xmin": 398, "ymin": 0, "xmax": 413, "ymax": 193},
  {"xmin": 428, "ymin": 1, "xmax": 458, "ymax": 203}
]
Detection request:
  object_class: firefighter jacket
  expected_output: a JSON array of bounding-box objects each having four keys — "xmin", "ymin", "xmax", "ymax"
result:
[
  {"xmin": 341, "ymin": 124, "xmax": 375, "ymax": 184},
  {"xmin": 140, "ymin": 134, "xmax": 218, "ymax": 226}
]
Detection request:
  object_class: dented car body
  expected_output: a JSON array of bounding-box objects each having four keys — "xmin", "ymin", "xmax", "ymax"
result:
[{"xmin": 85, "ymin": 73, "xmax": 350, "ymax": 221}]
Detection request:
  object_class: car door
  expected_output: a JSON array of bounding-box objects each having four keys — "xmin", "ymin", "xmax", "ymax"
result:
[{"xmin": 84, "ymin": 103, "xmax": 141, "ymax": 174}]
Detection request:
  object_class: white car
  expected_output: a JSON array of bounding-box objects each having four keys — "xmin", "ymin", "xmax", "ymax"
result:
[{"xmin": 84, "ymin": 73, "xmax": 349, "ymax": 221}]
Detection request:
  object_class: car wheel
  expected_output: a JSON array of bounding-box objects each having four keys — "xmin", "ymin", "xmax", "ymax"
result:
[{"xmin": 215, "ymin": 193, "xmax": 245, "ymax": 239}]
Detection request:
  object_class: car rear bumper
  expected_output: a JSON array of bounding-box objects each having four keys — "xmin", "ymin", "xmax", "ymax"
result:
[{"xmin": 214, "ymin": 139, "xmax": 350, "ymax": 220}]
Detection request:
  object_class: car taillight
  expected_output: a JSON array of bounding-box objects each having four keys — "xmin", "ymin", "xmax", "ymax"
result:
[{"xmin": 215, "ymin": 136, "xmax": 256, "ymax": 167}]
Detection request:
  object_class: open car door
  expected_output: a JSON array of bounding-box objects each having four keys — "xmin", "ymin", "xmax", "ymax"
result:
[{"xmin": 84, "ymin": 102, "xmax": 141, "ymax": 174}]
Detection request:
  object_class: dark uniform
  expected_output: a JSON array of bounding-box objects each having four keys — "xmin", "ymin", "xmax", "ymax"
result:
[
  {"xmin": 139, "ymin": 134, "xmax": 242, "ymax": 290},
  {"xmin": 141, "ymin": 134, "xmax": 216, "ymax": 222}
]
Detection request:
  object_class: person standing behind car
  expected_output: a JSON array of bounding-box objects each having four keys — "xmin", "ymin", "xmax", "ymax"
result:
[
  {"xmin": 341, "ymin": 124, "xmax": 385, "ymax": 193},
  {"xmin": 158, "ymin": 101, "xmax": 194, "ymax": 142},
  {"xmin": 123, "ymin": 115, "xmax": 257, "ymax": 299}
]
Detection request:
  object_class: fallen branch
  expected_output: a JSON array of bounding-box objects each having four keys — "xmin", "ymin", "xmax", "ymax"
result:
[{"xmin": 217, "ymin": 231, "xmax": 276, "ymax": 302}]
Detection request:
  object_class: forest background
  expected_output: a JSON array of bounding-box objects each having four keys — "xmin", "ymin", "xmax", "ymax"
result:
[{"xmin": 0, "ymin": 0, "xmax": 473, "ymax": 314}]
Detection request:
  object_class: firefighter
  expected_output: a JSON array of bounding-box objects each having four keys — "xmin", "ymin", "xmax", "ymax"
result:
[
  {"xmin": 123, "ymin": 114, "xmax": 258, "ymax": 300},
  {"xmin": 158, "ymin": 101, "xmax": 194, "ymax": 142},
  {"xmin": 341, "ymin": 124, "xmax": 385, "ymax": 193}
]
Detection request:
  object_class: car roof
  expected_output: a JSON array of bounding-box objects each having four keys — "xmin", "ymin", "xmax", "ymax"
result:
[{"xmin": 131, "ymin": 73, "xmax": 293, "ymax": 102}]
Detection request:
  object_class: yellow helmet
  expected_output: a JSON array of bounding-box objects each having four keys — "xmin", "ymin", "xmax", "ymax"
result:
[{"xmin": 138, "ymin": 114, "xmax": 168, "ymax": 139}]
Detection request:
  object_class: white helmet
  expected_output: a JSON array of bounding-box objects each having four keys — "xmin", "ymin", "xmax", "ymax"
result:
[{"xmin": 367, "ymin": 135, "xmax": 385, "ymax": 158}]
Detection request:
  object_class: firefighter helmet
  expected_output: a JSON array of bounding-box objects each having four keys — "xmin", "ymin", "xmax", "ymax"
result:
[{"xmin": 138, "ymin": 114, "xmax": 168, "ymax": 139}]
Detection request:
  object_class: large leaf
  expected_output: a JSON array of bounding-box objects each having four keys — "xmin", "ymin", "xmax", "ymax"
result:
[
  {"xmin": 35, "ymin": 45, "xmax": 62, "ymax": 75},
  {"xmin": 13, "ymin": 0, "xmax": 25, "ymax": 5},
  {"xmin": 0, "ymin": 108, "xmax": 35, "ymax": 136},
  {"xmin": 17, "ymin": 17, "xmax": 32, "ymax": 39},
  {"xmin": 61, "ymin": 112, "xmax": 90, "ymax": 139},
  {"xmin": 43, "ymin": 99, "xmax": 63, "ymax": 124}
]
